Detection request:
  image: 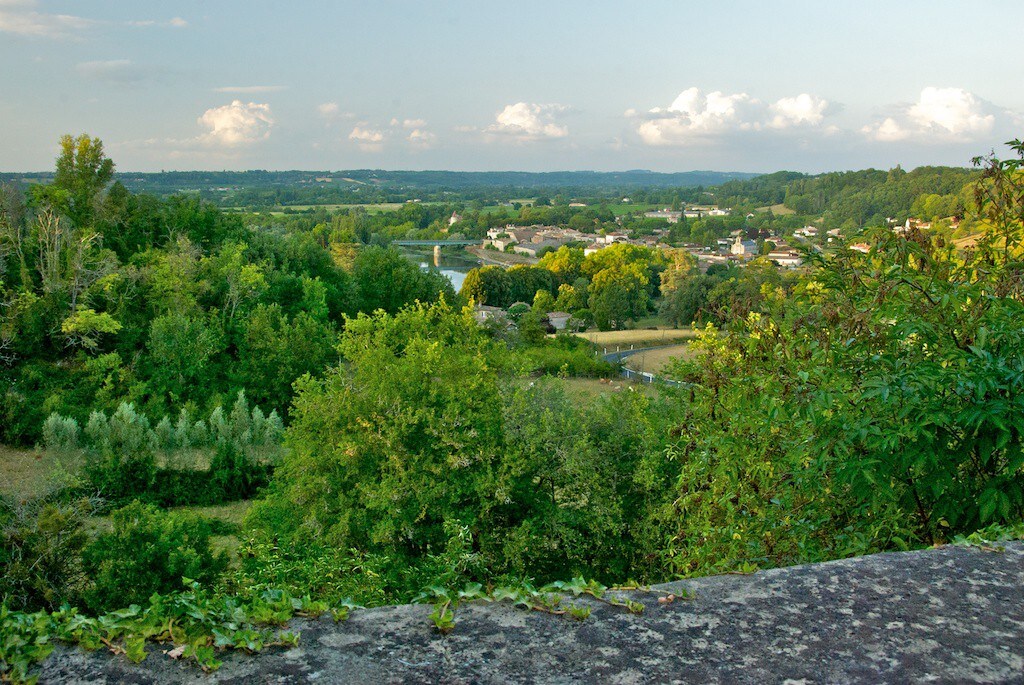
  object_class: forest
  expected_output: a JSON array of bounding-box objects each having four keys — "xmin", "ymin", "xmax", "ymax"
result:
[{"xmin": 1, "ymin": 134, "xmax": 1023, "ymax": 681}]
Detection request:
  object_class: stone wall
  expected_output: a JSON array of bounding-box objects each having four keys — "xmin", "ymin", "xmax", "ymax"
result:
[{"xmin": 39, "ymin": 542, "xmax": 1024, "ymax": 683}]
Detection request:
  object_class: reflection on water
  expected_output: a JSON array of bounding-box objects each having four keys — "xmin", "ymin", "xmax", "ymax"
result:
[{"xmin": 398, "ymin": 247, "xmax": 480, "ymax": 293}]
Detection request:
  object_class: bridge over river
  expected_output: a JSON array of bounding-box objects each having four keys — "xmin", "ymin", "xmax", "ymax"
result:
[
  {"xmin": 391, "ymin": 239, "xmax": 478, "ymax": 247},
  {"xmin": 392, "ymin": 239, "xmax": 479, "ymax": 269}
]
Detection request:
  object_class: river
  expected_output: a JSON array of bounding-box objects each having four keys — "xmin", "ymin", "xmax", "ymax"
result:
[{"xmin": 396, "ymin": 246, "xmax": 481, "ymax": 292}]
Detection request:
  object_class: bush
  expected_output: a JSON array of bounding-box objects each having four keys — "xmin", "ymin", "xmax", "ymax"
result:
[
  {"xmin": 209, "ymin": 440, "xmax": 269, "ymax": 502},
  {"xmin": 41, "ymin": 414, "xmax": 80, "ymax": 452},
  {"xmin": 83, "ymin": 444, "xmax": 158, "ymax": 503},
  {"xmin": 520, "ymin": 344, "xmax": 615, "ymax": 378},
  {"xmin": 0, "ymin": 496, "xmax": 92, "ymax": 611},
  {"xmin": 81, "ymin": 501, "xmax": 228, "ymax": 612}
]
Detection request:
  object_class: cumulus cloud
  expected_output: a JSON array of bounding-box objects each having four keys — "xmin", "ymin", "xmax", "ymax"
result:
[
  {"xmin": 636, "ymin": 88, "xmax": 757, "ymax": 144},
  {"xmin": 169, "ymin": 17, "xmax": 188, "ymax": 28},
  {"xmin": 769, "ymin": 94, "xmax": 829, "ymax": 129},
  {"xmin": 407, "ymin": 128, "xmax": 436, "ymax": 149},
  {"xmin": 348, "ymin": 125, "xmax": 386, "ymax": 151},
  {"xmin": 197, "ymin": 101, "xmax": 274, "ymax": 147},
  {"xmin": 392, "ymin": 118, "xmax": 427, "ymax": 130},
  {"xmin": 349, "ymin": 126, "xmax": 385, "ymax": 143},
  {"xmin": 632, "ymin": 87, "xmax": 831, "ymax": 146},
  {"xmin": 485, "ymin": 102, "xmax": 570, "ymax": 140},
  {"xmin": 862, "ymin": 87, "xmax": 998, "ymax": 142},
  {"xmin": 343, "ymin": 118, "xmax": 437, "ymax": 150}
]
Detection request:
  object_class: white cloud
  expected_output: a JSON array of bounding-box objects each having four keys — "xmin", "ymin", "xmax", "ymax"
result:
[
  {"xmin": 124, "ymin": 17, "xmax": 187, "ymax": 28},
  {"xmin": 632, "ymin": 88, "xmax": 831, "ymax": 146},
  {"xmin": 769, "ymin": 94, "xmax": 829, "ymax": 129},
  {"xmin": 317, "ymin": 102, "xmax": 356, "ymax": 126},
  {"xmin": 485, "ymin": 102, "xmax": 569, "ymax": 140},
  {"xmin": 0, "ymin": 2, "xmax": 185, "ymax": 37},
  {"xmin": 349, "ymin": 126, "xmax": 385, "ymax": 143},
  {"xmin": 197, "ymin": 101, "xmax": 274, "ymax": 147},
  {"xmin": 862, "ymin": 87, "xmax": 998, "ymax": 143},
  {"xmin": 318, "ymin": 102, "xmax": 340, "ymax": 117},
  {"xmin": 392, "ymin": 118, "xmax": 427, "ymax": 129},
  {"xmin": 349, "ymin": 125, "xmax": 386, "ymax": 151},
  {"xmin": 407, "ymin": 128, "xmax": 436, "ymax": 149},
  {"xmin": 344, "ymin": 118, "xmax": 437, "ymax": 150},
  {"xmin": 0, "ymin": 0, "xmax": 94, "ymax": 38},
  {"xmin": 213, "ymin": 85, "xmax": 286, "ymax": 94}
]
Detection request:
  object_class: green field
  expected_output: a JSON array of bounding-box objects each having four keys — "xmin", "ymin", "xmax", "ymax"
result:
[
  {"xmin": 225, "ymin": 202, "xmax": 445, "ymax": 215},
  {"xmin": 757, "ymin": 203, "xmax": 796, "ymax": 215}
]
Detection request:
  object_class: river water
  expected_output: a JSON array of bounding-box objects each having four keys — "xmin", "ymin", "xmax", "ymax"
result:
[{"xmin": 397, "ymin": 247, "xmax": 481, "ymax": 293}]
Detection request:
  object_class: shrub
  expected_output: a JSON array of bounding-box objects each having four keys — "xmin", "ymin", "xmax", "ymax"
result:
[
  {"xmin": 0, "ymin": 496, "xmax": 93, "ymax": 611},
  {"xmin": 83, "ymin": 445, "xmax": 157, "ymax": 503},
  {"xmin": 209, "ymin": 440, "xmax": 268, "ymax": 502},
  {"xmin": 41, "ymin": 414, "xmax": 80, "ymax": 452},
  {"xmin": 81, "ymin": 501, "xmax": 228, "ymax": 612},
  {"xmin": 84, "ymin": 411, "xmax": 110, "ymax": 451}
]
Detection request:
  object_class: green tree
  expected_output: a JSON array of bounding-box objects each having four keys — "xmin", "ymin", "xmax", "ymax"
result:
[
  {"xmin": 44, "ymin": 134, "xmax": 115, "ymax": 228},
  {"xmin": 353, "ymin": 245, "xmax": 454, "ymax": 313}
]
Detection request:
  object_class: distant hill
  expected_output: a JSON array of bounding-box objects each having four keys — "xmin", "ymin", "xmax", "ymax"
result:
[{"xmin": 0, "ymin": 169, "xmax": 757, "ymax": 195}]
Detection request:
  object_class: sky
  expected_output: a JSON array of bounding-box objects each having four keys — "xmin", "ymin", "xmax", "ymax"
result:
[{"xmin": 1, "ymin": 0, "xmax": 1022, "ymax": 173}]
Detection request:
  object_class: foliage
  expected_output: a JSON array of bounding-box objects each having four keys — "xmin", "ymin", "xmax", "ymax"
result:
[
  {"xmin": 662, "ymin": 141, "xmax": 1024, "ymax": 573},
  {"xmin": 251, "ymin": 301, "xmax": 676, "ymax": 593},
  {"xmin": 49, "ymin": 394, "xmax": 280, "ymax": 507},
  {"xmin": 516, "ymin": 335, "xmax": 616, "ymax": 378},
  {"xmin": 0, "ymin": 496, "xmax": 93, "ymax": 613},
  {"xmin": 352, "ymin": 245, "xmax": 454, "ymax": 313},
  {"xmin": 0, "ymin": 582, "xmax": 323, "ymax": 682},
  {"xmin": 81, "ymin": 502, "xmax": 229, "ymax": 612}
]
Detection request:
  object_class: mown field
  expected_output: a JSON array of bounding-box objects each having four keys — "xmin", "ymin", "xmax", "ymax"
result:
[
  {"xmin": 757, "ymin": 203, "xmax": 796, "ymax": 215},
  {"xmin": 621, "ymin": 343, "xmax": 693, "ymax": 375},
  {"xmin": 575, "ymin": 327, "xmax": 697, "ymax": 350}
]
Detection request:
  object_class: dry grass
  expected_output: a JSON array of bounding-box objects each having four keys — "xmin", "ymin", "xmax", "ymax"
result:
[
  {"xmin": 575, "ymin": 327, "xmax": 697, "ymax": 349},
  {"xmin": 559, "ymin": 377, "xmax": 660, "ymax": 402},
  {"xmin": 174, "ymin": 500, "xmax": 253, "ymax": 527},
  {"xmin": 0, "ymin": 444, "xmax": 80, "ymax": 501},
  {"xmin": 622, "ymin": 344, "xmax": 693, "ymax": 375},
  {"xmin": 756, "ymin": 203, "xmax": 796, "ymax": 216}
]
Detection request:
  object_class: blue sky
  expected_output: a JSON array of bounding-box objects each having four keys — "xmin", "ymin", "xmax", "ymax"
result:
[{"xmin": 1, "ymin": 0, "xmax": 1021, "ymax": 172}]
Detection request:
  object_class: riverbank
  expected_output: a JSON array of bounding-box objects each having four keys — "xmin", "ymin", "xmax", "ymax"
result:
[{"xmin": 465, "ymin": 245, "xmax": 539, "ymax": 266}]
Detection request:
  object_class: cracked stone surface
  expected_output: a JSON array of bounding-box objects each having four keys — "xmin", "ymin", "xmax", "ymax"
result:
[{"xmin": 38, "ymin": 542, "xmax": 1024, "ymax": 684}]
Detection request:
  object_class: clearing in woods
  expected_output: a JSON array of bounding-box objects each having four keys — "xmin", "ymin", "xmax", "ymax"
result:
[{"xmin": 0, "ymin": 444, "xmax": 79, "ymax": 500}]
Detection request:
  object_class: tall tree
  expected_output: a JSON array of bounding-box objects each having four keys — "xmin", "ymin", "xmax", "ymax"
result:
[{"xmin": 45, "ymin": 134, "xmax": 115, "ymax": 228}]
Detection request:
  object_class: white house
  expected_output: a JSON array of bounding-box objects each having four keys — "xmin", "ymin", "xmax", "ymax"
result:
[
  {"xmin": 547, "ymin": 312, "xmax": 571, "ymax": 330},
  {"xmin": 794, "ymin": 226, "xmax": 819, "ymax": 239},
  {"xmin": 768, "ymin": 249, "xmax": 803, "ymax": 268},
  {"xmin": 644, "ymin": 209, "xmax": 682, "ymax": 223}
]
